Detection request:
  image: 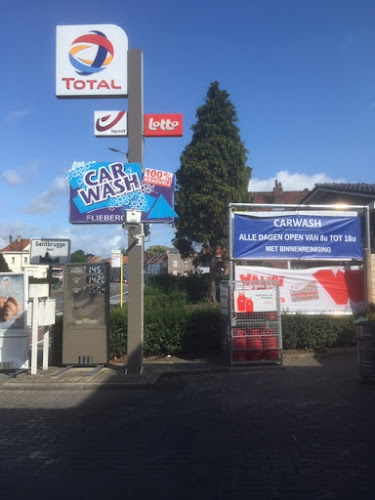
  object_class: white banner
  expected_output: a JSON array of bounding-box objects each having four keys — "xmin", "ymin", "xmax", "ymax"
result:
[
  {"xmin": 111, "ymin": 250, "xmax": 122, "ymax": 268},
  {"xmin": 235, "ymin": 265, "xmax": 365, "ymax": 314}
]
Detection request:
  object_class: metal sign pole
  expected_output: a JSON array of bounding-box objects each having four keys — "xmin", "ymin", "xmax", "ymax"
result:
[
  {"xmin": 126, "ymin": 49, "xmax": 144, "ymax": 374},
  {"xmin": 31, "ymin": 298, "xmax": 39, "ymax": 375}
]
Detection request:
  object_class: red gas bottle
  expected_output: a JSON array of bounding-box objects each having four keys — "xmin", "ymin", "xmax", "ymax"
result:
[{"xmin": 237, "ymin": 293, "xmax": 246, "ymax": 312}]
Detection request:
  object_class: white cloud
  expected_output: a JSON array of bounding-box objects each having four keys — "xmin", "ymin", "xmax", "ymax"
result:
[
  {"xmin": 2, "ymin": 169, "xmax": 23, "ymax": 186},
  {"xmin": 28, "ymin": 160, "xmax": 44, "ymax": 175},
  {"xmin": 27, "ymin": 177, "xmax": 69, "ymax": 214},
  {"xmin": 248, "ymin": 170, "xmax": 346, "ymax": 192},
  {"xmin": 6, "ymin": 109, "xmax": 31, "ymax": 122}
]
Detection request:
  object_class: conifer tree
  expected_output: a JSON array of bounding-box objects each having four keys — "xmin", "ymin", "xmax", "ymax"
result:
[
  {"xmin": 174, "ymin": 81, "xmax": 251, "ymax": 301},
  {"xmin": 0, "ymin": 254, "xmax": 11, "ymax": 272}
]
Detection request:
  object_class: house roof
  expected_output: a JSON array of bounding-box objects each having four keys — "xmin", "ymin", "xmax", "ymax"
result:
[
  {"xmin": 251, "ymin": 180, "xmax": 309, "ymax": 207},
  {"xmin": 253, "ymin": 190, "xmax": 309, "ymax": 204},
  {"xmin": 300, "ymin": 183, "xmax": 375, "ymax": 205},
  {"xmin": 1, "ymin": 238, "xmax": 30, "ymax": 252},
  {"xmin": 87, "ymin": 256, "xmax": 105, "ymax": 264}
]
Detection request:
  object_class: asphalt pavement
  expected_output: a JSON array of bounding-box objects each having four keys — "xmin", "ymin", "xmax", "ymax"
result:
[{"xmin": 1, "ymin": 349, "xmax": 374, "ymax": 499}]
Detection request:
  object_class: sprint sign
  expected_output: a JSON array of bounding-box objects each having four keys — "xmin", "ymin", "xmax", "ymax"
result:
[{"xmin": 144, "ymin": 114, "xmax": 183, "ymax": 137}]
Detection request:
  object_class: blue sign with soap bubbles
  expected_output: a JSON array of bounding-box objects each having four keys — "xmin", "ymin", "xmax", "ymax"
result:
[{"xmin": 67, "ymin": 161, "xmax": 177, "ymax": 224}]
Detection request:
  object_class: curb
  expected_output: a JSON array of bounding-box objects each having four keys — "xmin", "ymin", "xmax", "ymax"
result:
[
  {"xmin": 1, "ymin": 364, "xmax": 285, "ymax": 391},
  {"xmin": 0, "ymin": 349, "xmax": 356, "ymax": 391}
]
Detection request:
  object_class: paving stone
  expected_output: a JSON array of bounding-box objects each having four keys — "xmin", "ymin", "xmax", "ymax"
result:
[{"xmin": 0, "ymin": 350, "xmax": 374, "ymax": 498}]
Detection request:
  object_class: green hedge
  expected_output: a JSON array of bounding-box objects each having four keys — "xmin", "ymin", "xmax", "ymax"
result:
[
  {"xmin": 49, "ymin": 302, "xmax": 357, "ymax": 364},
  {"xmin": 281, "ymin": 314, "xmax": 356, "ymax": 350},
  {"xmin": 148, "ymin": 273, "xmax": 211, "ymax": 304},
  {"xmin": 109, "ymin": 306, "xmax": 128, "ymax": 358}
]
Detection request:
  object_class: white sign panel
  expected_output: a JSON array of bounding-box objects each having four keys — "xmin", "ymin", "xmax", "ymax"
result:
[
  {"xmin": 56, "ymin": 24, "xmax": 128, "ymax": 97},
  {"xmin": 94, "ymin": 111, "xmax": 127, "ymax": 136},
  {"xmin": 111, "ymin": 250, "xmax": 122, "ymax": 268},
  {"xmin": 30, "ymin": 239, "xmax": 71, "ymax": 265},
  {"xmin": 234, "ymin": 288, "xmax": 277, "ymax": 313}
]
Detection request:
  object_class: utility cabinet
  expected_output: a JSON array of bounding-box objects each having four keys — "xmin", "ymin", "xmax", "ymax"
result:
[{"xmin": 62, "ymin": 263, "xmax": 109, "ymax": 365}]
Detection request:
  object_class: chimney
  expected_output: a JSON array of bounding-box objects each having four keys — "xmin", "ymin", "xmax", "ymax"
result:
[
  {"xmin": 273, "ymin": 180, "xmax": 284, "ymax": 204},
  {"xmin": 16, "ymin": 235, "xmax": 21, "ymax": 243},
  {"xmin": 9, "ymin": 235, "xmax": 13, "ymax": 244}
]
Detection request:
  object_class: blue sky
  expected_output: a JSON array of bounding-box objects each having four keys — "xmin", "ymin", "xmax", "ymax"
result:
[{"xmin": 1, "ymin": 0, "xmax": 374, "ymax": 257}]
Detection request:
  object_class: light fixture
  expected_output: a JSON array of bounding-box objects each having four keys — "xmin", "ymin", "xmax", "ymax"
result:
[{"xmin": 108, "ymin": 147, "xmax": 128, "ymax": 158}]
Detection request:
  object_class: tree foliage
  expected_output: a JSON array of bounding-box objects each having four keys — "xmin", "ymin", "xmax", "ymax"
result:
[
  {"xmin": 145, "ymin": 245, "xmax": 168, "ymax": 257},
  {"xmin": 0, "ymin": 254, "xmax": 11, "ymax": 272},
  {"xmin": 70, "ymin": 250, "xmax": 88, "ymax": 263},
  {"xmin": 174, "ymin": 81, "xmax": 251, "ymax": 300}
]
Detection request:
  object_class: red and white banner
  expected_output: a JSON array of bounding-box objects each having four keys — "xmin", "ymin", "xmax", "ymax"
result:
[
  {"xmin": 144, "ymin": 114, "xmax": 183, "ymax": 137},
  {"xmin": 235, "ymin": 265, "xmax": 365, "ymax": 314}
]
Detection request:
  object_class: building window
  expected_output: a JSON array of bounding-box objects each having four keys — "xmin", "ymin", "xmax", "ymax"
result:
[
  {"xmin": 173, "ymin": 260, "xmax": 178, "ymax": 268},
  {"xmin": 24, "ymin": 257, "xmax": 28, "ymax": 264},
  {"xmin": 12, "ymin": 257, "xmax": 15, "ymax": 264}
]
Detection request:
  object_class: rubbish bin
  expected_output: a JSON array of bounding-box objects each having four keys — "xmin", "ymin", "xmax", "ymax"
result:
[{"xmin": 356, "ymin": 321, "xmax": 375, "ymax": 382}]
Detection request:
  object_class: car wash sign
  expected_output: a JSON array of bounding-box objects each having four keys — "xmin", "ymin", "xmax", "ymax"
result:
[
  {"xmin": 67, "ymin": 161, "xmax": 177, "ymax": 224},
  {"xmin": 56, "ymin": 24, "xmax": 128, "ymax": 97},
  {"xmin": 233, "ymin": 211, "xmax": 362, "ymax": 261}
]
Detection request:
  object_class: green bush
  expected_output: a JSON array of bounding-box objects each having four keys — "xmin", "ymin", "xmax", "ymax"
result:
[
  {"xmin": 148, "ymin": 273, "xmax": 211, "ymax": 304},
  {"xmin": 109, "ymin": 306, "xmax": 128, "ymax": 358},
  {"xmin": 108, "ymin": 295, "xmax": 221, "ymax": 358},
  {"xmin": 144, "ymin": 291, "xmax": 189, "ymax": 356},
  {"xmin": 182, "ymin": 305, "xmax": 221, "ymax": 356},
  {"xmin": 281, "ymin": 314, "xmax": 356, "ymax": 350},
  {"xmin": 177, "ymin": 274, "xmax": 210, "ymax": 303},
  {"xmin": 50, "ymin": 306, "xmax": 357, "ymax": 366},
  {"xmin": 148, "ymin": 274, "xmax": 178, "ymax": 294}
]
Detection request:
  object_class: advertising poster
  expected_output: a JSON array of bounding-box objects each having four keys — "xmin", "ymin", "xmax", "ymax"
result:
[
  {"xmin": 233, "ymin": 212, "xmax": 362, "ymax": 260},
  {"xmin": 0, "ymin": 273, "xmax": 26, "ymax": 332},
  {"xmin": 235, "ymin": 265, "xmax": 365, "ymax": 314},
  {"xmin": 67, "ymin": 161, "xmax": 177, "ymax": 224},
  {"xmin": 234, "ymin": 288, "xmax": 277, "ymax": 313}
]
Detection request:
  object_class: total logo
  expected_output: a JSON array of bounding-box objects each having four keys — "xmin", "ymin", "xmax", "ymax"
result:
[
  {"xmin": 69, "ymin": 30, "xmax": 114, "ymax": 75},
  {"xmin": 56, "ymin": 24, "xmax": 128, "ymax": 97}
]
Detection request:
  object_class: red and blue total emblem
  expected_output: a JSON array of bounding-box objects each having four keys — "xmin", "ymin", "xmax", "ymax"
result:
[{"xmin": 69, "ymin": 30, "xmax": 114, "ymax": 75}]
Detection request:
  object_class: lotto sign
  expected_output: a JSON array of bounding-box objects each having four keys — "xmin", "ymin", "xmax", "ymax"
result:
[
  {"xmin": 94, "ymin": 111, "xmax": 127, "ymax": 136},
  {"xmin": 144, "ymin": 114, "xmax": 183, "ymax": 137},
  {"xmin": 56, "ymin": 24, "xmax": 128, "ymax": 97},
  {"xmin": 67, "ymin": 161, "xmax": 177, "ymax": 224}
]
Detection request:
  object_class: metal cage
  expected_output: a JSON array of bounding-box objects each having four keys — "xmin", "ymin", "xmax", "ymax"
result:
[{"xmin": 221, "ymin": 280, "xmax": 283, "ymax": 367}]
